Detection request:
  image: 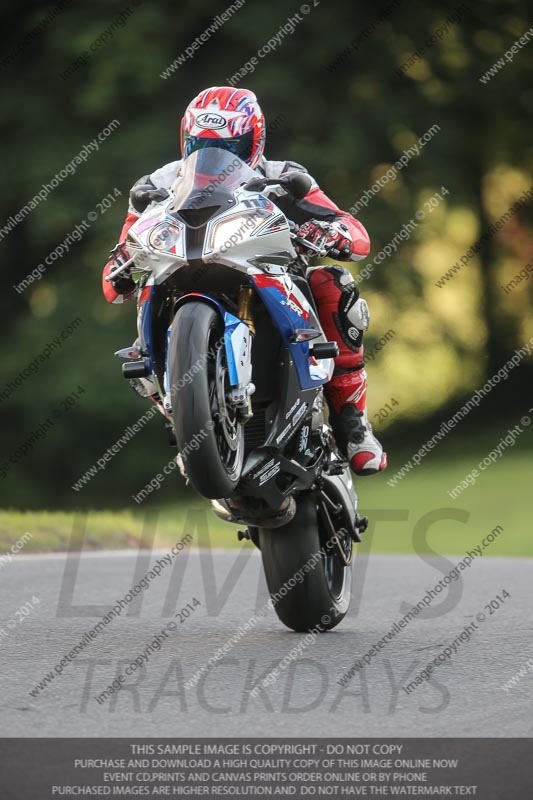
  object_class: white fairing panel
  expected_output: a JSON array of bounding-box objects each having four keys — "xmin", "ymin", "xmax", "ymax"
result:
[
  {"xmin": 124, "ymin": 150, "xmax": 334, "ymax": 386},
  {"xmin": 202, "ymin": 190, "xmax": 294, "ymax": 270}
]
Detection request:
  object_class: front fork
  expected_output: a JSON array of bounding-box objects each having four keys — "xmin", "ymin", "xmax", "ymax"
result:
[{"xmin": 233, "ymin": 286, "xmax": 256, "ymax": 421}]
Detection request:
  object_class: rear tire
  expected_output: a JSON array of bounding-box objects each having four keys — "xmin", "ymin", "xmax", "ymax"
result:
[
  {"xmin": 258, "ymin": 495, "xmax": 352, "ymax": 632},
  {"xmin": 169, "ymin": 302, "xmax": 244, "ymax": 499}
]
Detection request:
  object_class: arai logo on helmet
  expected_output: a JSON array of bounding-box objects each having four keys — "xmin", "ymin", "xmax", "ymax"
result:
[{"xmin": 196, "ymin": 113, "xmax": 227, "ymax": 130}]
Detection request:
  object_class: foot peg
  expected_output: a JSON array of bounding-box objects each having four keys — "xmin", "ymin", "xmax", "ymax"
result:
[
  {"xmin": 325, "ymin": 460, "xmax": 347, "ymax": 476},
  {"xmin": 351, "ymin": 514, "xmax": 368, "ymax": 543}
]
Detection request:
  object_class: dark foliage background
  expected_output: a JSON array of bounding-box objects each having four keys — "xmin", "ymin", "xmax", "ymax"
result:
[{"xmin": 1, "ymin": 0, "xmax": 531, "ymax": 509}]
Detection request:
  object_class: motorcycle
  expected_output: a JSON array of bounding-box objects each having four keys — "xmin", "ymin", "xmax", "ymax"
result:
[{"xmin": 106, "ymin": 148, "xmax": 368, "ymax": 632}]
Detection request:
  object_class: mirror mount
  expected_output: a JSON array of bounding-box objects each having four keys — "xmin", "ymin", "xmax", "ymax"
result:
[{"xmin": 243, "ymin": 172, "xmax": 312, "ymax": 200}]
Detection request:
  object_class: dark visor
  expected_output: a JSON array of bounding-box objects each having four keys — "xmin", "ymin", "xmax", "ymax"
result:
[{"xmin": 183, "ymin": 131, "xmax": 254, "ymax": 164}]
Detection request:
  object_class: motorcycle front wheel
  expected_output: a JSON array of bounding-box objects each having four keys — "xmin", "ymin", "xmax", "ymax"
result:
[{"xmin": 169, "ymin": 302, "xmax": 244, "ymax": 499}]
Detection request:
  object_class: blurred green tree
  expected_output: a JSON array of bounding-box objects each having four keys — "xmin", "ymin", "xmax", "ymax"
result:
[{"xmin": 0, "ymin": 0, "xmax": 531, "ymax": 508}]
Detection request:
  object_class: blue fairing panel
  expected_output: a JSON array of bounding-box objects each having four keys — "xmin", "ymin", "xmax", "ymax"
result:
[
  {"xmin": 138, "ymin": 285, "xmax": 154, "ymax": 374},
  {"xmin": 250, "ymin": 274, "xmax": 329, "ymax": 390}
]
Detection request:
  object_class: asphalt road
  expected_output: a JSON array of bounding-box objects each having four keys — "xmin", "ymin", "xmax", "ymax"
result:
[{"xmin": 1, "ymin": 547, "xmax": 531, "ymax": 736}]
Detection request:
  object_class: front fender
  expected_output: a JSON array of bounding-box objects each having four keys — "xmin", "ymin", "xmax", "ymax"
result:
[{"xmin": 171, "ymin": 293, "xmax": 251, "ymax": 388}]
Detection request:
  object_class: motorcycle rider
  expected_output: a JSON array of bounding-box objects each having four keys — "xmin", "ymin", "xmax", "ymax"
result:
[{"xmin": 102, "ymin": 87, "xmax": 386, "ymax": 476}]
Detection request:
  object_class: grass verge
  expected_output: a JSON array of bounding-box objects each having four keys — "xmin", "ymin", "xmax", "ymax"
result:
[{"xmin": 1, "ymin": 449, "xmax": 530, "ymax": 557}]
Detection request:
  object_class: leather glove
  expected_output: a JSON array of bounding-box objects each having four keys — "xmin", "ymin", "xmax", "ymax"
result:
[
  {"xmin": 297, "ymin": 220, "xmax": 353, "ymax": 260},
  {"xmin": 129, "ymin": 184, "xmax": 170, "ymax": 213},
  {"xmin": 112, "ymin": 272, "xmax": 136, "ymax": 294},
  {"xmin": 108, "ymin": 242, "xmax": 135, "ymax": 294}
]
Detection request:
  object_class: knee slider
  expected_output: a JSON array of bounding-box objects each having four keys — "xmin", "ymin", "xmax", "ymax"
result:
[
  {"xmin": 346, "ymin": 296, "xmax": 370, "ymax": 332},
  {"xmin": 338, "ymin": 290, "xmax": 369, "ymax": 352}
]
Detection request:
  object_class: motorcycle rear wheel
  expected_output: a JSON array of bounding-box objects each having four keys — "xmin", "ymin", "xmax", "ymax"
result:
[
  {"xmin": 169, "ymin": 302, "xmax": 244, "ymax": 499},
  {"xmin": 258, "ymin": 494, "xmax": 352, "ymax": 632}
]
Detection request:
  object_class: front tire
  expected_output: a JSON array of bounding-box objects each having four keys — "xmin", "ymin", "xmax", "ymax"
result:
[
  {"xmin": 258, "ymin": 495, "xmax": 352, "ymax": 632},
  {"xmin": 169, "ymin": 302, "xmax": 244, "ymax": 499}
]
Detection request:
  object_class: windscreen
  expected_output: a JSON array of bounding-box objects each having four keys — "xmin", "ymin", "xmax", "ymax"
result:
[{"xmin": 169, "ymin": 148, "xmax": 259, "ymax": 216}]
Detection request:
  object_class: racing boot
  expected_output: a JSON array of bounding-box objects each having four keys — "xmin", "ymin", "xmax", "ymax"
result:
[{"xmin": 326, "ymin": 366, "xmax": 387, "ymax": 475}]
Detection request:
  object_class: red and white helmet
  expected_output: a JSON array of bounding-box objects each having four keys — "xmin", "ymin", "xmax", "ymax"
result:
[{"xmin": 180, "ymin": 87, "xmax": 266, "ymax": 169}]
